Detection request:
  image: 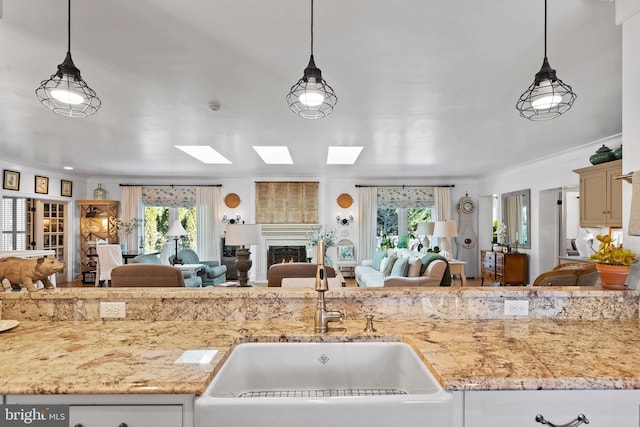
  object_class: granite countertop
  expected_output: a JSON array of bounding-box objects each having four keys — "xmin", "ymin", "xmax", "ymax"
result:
[{"xmin": 1, "ymin": 318, "xmax": 640, "ymax": 395}]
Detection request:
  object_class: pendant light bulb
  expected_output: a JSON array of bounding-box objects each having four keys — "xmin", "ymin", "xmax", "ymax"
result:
[
  {"xmin": 530, "ymin": 79, "xmax": 562, "ymax": 110},
  {"xmin": 299, "ymin": 79, "xmax": 325, "ymax": 107},
  {"xmin": 50, "ymin": 77, "xmax": 86, "ymax": 105}
]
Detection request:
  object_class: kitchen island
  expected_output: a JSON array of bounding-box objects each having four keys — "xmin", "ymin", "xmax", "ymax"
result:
[{"xmin": 2, "ymin": 286, "xmax": 640, "ymax": 426}]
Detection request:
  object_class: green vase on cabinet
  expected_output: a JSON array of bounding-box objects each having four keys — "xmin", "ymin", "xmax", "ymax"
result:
[{"xmin": 93, "ymin": 184, "xmax": 107, "ymax": 200}]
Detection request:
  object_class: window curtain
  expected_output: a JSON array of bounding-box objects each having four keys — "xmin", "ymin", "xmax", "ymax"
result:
[
  {"xmin": 120, "ymin": 186, "xmax": 143, "ymax": 250},
  {"xmin": 432, "ymin": 186, "xmax": 452, "ymax": 249},
  {"xmin": 376, "ymin": 187, "xmax": 434, "ymax": 208},
  {"xmin": 196, "ymin": 186, "xmax": 222, "ymax": 261},
  {"xmin": 358, "ymin": 187, "xmax": 377, "ymax": 262},
  {"xmin": 504, "ymin": 195, "xmax": 520, "ymax": 244}
]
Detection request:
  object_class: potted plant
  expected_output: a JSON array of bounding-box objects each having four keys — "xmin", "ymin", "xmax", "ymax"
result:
[{"xmin": 589, "ymin": 234, "xmax": 637, "ymax": 290}]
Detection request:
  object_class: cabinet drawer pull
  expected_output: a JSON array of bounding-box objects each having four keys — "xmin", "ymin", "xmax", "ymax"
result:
[{"xmin": 535, "ymin": 413, "xmax": 589, "ymax": 427}]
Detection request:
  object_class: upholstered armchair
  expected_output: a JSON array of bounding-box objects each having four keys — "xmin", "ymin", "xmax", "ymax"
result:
[
  {"xmin": 532, "ymin": 262, "xmax": 599, "ymax": 286},
  {"xmin": 172, "ymin": 249, "xmax": 227, "ymax": 286}
]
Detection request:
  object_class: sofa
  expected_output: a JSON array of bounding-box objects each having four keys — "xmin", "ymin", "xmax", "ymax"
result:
[
  {"xmin": 267, "ymin": 262, "xmax": 337, "ymax": 287},
  {"xmin": 170, "ymin": 249, "xmax": 227, "ymax": 286},
  {"xmin": 355, "ymin": 249, "xmax": 451, "ymax": 287},
  {"xmin": 110, "ymin": 264, "xmax": 196, "ymax": 287},
  {"xmin": 131, "ymin": 253, "xmax": 203, "ymax": 287}
]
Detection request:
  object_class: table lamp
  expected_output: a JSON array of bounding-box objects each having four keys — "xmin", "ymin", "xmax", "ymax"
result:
[
  {"xmin": 166, "ymin": 220, "xmax": 188, "ymax": 265},
  {"xmin": 225, "ymin": 223, "xmax": 261, "ymax": 287},
  {"xmin": 433, "ymin": 220, "xmax": 458, "ymax": 256},
  {"xmin": 416, "ymin": 221, "xmax": 435, "ymax": 251}
]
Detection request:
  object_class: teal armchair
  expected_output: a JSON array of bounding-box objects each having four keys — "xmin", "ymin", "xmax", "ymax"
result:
[{"xmin": 171, "ymin": 249, "xmax": 227, "ymax": 286}]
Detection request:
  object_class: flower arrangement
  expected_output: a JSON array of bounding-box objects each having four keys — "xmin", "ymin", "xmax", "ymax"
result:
[
  {"xmin": 589, "ymin": 234, "xmax": 638, "ymax": 266},
  {"xmin": 116, "ymin": 218, "xmax": 142, "ymax": 242},
  {"xmin": 496, "ymin": 222, "xmax": 507, "ymax": 244},
  {"xmin": 307, "ymin": 226, "xmax": 336, "ymax": 248}
]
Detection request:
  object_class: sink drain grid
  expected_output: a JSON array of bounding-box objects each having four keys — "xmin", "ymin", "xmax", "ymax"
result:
[{"xmin": 239, "ymin": 389, "xmax": 407, "ymax": 398}]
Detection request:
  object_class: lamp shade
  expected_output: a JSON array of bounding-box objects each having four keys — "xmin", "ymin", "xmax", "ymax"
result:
[
  {"xmin": 433, "ymin": 220, "xmax": 458, "ymax": 238},
  {"xmin": 416, "ymin": 222, "xmax": 435, "ymax": 236},
  {"xmin": 225, "ymin": 224, "xmax": 261, "ymax": 246},
  {"xmin": 166, "ymin": 220, "xmax": 187, "ymax": 237}
]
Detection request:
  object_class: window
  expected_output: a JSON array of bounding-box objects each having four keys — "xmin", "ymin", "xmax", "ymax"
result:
[
  {"xmin": 143, "ymin": 206, "xmax": 196, "ymax": 252},
  {"xmin": 2, "ymin": 197, "xmax": 26, "ymax": 250},
  {"xmin": 377, "ymin": 206, "xmax": 432, "ymax": 249}
]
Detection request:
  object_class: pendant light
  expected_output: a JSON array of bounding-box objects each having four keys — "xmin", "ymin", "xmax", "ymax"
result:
[
  {"xmin": 286, "ymin": 0, "xmax": 337, "ymax": 120},
  {"xmin": 35, "ymin": 0, "xmax": 101, "ymax": 118},
  {"xmin": 516, "ymin": 0, "xmax": 576, "ymax": 121}
]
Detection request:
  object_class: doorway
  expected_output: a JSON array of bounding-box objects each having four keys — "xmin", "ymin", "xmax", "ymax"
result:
[{"xmin": 2, "ymin": 197, "xmax": 68, "ymax": 284}]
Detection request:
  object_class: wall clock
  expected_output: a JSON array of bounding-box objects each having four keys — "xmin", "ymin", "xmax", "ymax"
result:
[{"xmin": 458, "ymin": 197, "xmax": 475, "ymax": 215}]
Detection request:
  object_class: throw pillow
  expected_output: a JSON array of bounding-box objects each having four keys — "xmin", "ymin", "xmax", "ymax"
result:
[
  {"xmin": 338, "ymin": 245, "xmax": 354, "ymax": 261},
  {"xmin": 390, "ymin": 256, "xmax": 409, "ymax": 277},
  {"xmin": 383, "ymin": 253, "xmax": 398, "ymax": 277},
  {"xmin": 372, "ymin": 251, "xmax": 386, "ymax": 270},
  {"xmin": 379, "ymin": 256, "xmax": 390, "ymax": 274},
  {"xmin": 407, "ymin": 257, "xmax": 422, "ymax": 277}
]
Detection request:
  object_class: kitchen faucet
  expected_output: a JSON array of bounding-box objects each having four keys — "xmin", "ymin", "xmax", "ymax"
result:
[{"xmin": 314, "ymin": 240, "xmax": 343, "ymax": 333}]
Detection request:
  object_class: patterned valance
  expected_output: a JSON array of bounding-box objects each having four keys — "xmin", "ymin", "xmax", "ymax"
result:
[
  {"xmin": 377, "ymin": 187, "xmax": 434, "ymax": 208},
  {"xmin": 142, "ymin": 187, "xmax": 196, "ymax": 208}
]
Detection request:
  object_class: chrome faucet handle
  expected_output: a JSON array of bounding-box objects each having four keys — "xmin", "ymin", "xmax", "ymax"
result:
[{"xmin": 364, "ymin": 315, "xmax": 376, "ymax": 332}]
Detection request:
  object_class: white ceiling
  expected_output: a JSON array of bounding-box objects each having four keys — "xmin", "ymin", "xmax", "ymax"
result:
[{"xmin": 0, "ymin": 0, "xmax": 621, "ymax": 180}]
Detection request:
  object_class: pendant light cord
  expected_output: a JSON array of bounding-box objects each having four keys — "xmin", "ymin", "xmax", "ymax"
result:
[
  {"xmin": 67, "ymin": 0, "xmax": 71, "ymax": 53},
  {"xmin": 310, "ymin": 0, "xmax": 314, "ymax": 56},
  {"xmin": 543, "ymin": 0, "xmax": 547, "ymax": 58}
]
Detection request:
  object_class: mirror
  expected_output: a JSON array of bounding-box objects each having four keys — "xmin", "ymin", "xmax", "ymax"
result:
[{"xmin": 501, "ymin": 189, "xmax": 530, "ymax": 249}]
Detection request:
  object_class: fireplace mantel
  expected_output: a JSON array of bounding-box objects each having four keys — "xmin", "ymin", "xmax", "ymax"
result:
[{"xmin": 255, "ymin": 224, "xmax": 320, "ymax": 280}]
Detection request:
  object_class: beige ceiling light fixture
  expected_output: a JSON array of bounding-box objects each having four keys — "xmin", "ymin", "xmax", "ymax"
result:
[
  {"xmin": 516, "ymin": 0, "xmax": 576, "ymax": 121},
  {"xmin": 35, "ymin": 0, "xmax": 101, "ymax": 118},
  {"xmin": 286, "ymin": 0, "xmax": 337, "ymax": 119}
]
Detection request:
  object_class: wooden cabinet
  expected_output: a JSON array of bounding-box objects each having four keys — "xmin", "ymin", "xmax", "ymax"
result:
[
  {"xmin": 481, "ymin": 250, "xmax": 496, "ymax": 284},
  {"xmin": 573, "ymin": 160, "xmax": 622, "ymax": 227},
  {"xmin": 77, "ymin": 200, "xmax": 119, "ymax": 282},
  {"xmin": 481, "ymin": 250, "xmax": 527, "ymax": 285}
]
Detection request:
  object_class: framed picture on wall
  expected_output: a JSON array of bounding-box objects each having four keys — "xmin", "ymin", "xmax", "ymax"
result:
[
  {"xmin": 3, "ymin": 170, "xmax": 20, "ymax": 191},
  {"xmin": 35, "ymin": 175, "xmax": 49, "ymax": 194},
  {"xmin": 61, "ymin": 180, "xmax": 73, "ymax": 197},
  {"xmin": 609, "ymin": 226, "xmax": 623, "ymax": 246}
]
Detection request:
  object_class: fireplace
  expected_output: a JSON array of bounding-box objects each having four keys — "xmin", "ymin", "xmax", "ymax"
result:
[
  {"xmin": 255, "ymin": 223, "xmax": 320, "ymax": 281},
  {"xmin": 267, "ymin": 246, "xmax": 307, "ymax": 268}
]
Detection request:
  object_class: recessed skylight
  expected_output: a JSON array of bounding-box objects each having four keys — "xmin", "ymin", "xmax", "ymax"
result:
[
  {"xmin": 175, "ymin": 146, "xmax": 231, "ymax": 164},
  {"xmin": 253, "ymin": 146, "xmax": 293, "ymax": 164},
  {"xmin": 63, "ymin": 166, "xmax": 74, "ymax": 170},
  {"xmin": 327, "ymin": 146, "xmax": 363, "ymax": 164}
]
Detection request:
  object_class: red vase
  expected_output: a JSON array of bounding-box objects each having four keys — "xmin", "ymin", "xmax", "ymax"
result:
[{"xmin": 596, "ymin": 264, "xmax": 631, "ymax": 290}]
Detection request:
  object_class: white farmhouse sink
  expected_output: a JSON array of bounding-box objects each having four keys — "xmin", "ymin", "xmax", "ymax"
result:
[{"xmin": 195, "ymin": 341, "xmax": 453, "ymax": 427}]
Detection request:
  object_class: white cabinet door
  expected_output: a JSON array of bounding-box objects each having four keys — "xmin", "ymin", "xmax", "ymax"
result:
[
  {"xmin": 465, "ymin": 390, "xmax": 639, "ymax": 427},
  {"xmin": 6, "ymin": 394, "xmax": 193, "ymax": 427},
  {"xmin": 70, "ymin": 404, "xmax": 182, "ymax": 427}
]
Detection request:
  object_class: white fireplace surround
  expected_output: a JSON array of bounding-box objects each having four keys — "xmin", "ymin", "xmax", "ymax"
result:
[{"xmin": 253, "ymin": 224, "xmax": 320, "ymax": 281}]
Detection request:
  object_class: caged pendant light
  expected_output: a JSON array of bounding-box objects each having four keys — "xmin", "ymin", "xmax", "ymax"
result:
[
  {"xmin": 35, "ymin": 0, "xmax": 101, "ymax": 118},
  {"xmin": 516, "ymin": 0, "xmax": 576, "ymax": 121},
  {"xmin": 286, "ymin": 0, "xmax": 337, "ymax": 120}
]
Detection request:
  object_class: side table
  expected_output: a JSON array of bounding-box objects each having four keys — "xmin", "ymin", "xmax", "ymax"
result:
[{"xmin": 448, "ymin": 260, "xmax": 467, "ymax": 286}]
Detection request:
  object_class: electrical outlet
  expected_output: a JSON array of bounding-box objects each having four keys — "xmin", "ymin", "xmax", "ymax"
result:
[
  {"xmin": 100, "ymin": 302, "xmax": 126, "ymax": 319},
  {"xmin": 504, "ymin": 300, "xmax": 529, "ymax": 316}
]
